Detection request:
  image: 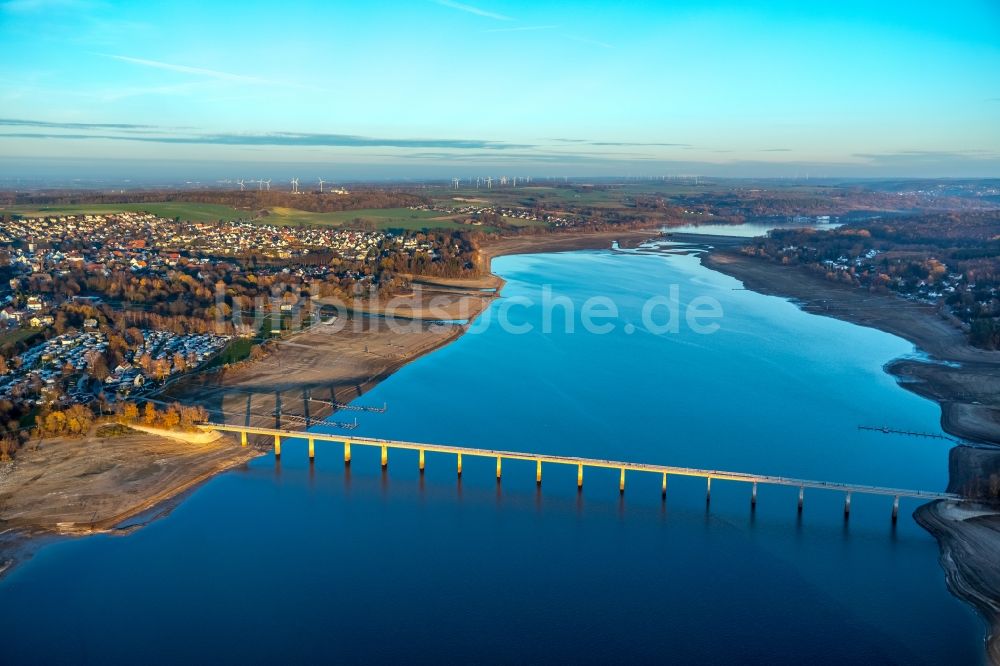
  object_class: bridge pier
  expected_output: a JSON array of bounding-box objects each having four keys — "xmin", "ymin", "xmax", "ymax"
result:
[{"xmin": 197, "ymin": 424, "xmax": 955, "ymax": 516}]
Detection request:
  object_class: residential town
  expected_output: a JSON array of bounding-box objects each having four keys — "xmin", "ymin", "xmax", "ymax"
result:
[
  {"xmin": 0, "ymin": 329, "xmax": 230, "ymax": 406},
  {"xmin": 0, "ymin": 210, "xmax": 479, "ymax": 427},
  {"xmin": 741, "ymin": 215, "xmax": 1000, "ymax": 349},
  {"xmin": 409, "ymin": 203, "xmax": 572, "ymax": 227}
]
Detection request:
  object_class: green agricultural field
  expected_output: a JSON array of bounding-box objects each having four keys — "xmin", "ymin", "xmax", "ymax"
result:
[
  {"xmin": 0, "ymin": 326, "xmax": 43, "ymax": 350},
  {"xmin": 206, "ymin": 337, "xmax": 256, "ymax": 368},
  {"xmin": 261, "ymin": 207, "xmax": 467, "ymax": 230},
  {"xmin": 1, "ymin": 202, "xmax": 247, "ymax": 223},
  {"xmin": 500, "ymin": 215, "xmax": 549, "ymax": 228}
]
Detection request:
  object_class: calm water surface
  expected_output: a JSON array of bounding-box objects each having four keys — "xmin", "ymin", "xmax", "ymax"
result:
[{"xmin": 0, "ymin": 250, "xmax": 984, "ymax": 664}]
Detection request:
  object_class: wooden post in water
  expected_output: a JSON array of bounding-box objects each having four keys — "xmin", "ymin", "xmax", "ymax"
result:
[
  {"xmin": 496, "ymin": 456, "xmax": 502, "ymax": 480},
  {"xmin": 798, "ymin": 486, "xmax": 804, "ymax": 512},
  {"xmin": 344, "ymin": 441, "xmax": 351, "ymax": 463},
  {"xmin": 419, "ymin": 449, "xmax": 425, "ymax": 472},
  {"xmin": 273, "ymin": 434, "xmax": 281, "ymax": 458},
  {"xmin": 577, "ymin": 464, "xmax": 583, "ymax": 489},
  {"xmin": 457, "ymin": 453, "xmax": 463, "ymax": 477},
  {"xmin": 751, "ymin": 481, "xmax": 757, "ymax": 508},
  {"xmin": 241, "ymin": 431, "xmax": 248, "ymax": 447},
  {"xmin": 381, "ymin": 445, "xmax": 388, "ymax": 468},
  {"xmin": 892, "ymin": 495, "xmax": 899, "ymax": 523},
  {"xmin": 706, "ymin": 476, "xmax": 712, "ymax": 503},
  {"xmin": 619, "ymin": 468, "xmax": 626, "ymax": 494},
  {"xmin": 662, "ymin": 473, "xmax": 667, "ymax": 498},
  {"xmin": 536, "ymin": 459, "xmax": 542, "ymax": 485},
  {"xmin": 844, "ymin": 491, "xmax": 852, "ymax": 518},
  {"xmin": 308, "ymin": 438, "xmax": 315, "ymax": 461}
]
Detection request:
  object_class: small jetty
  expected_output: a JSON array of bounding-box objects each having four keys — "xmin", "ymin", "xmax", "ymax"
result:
[{"xmin": 858, "ymin": 425, "xmax": 960, "ymax": 443}]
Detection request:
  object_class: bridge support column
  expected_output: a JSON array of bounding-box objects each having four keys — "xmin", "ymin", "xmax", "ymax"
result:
[
  {"xmin": 344, "ymin": 441, "xmax": 351, "ymax": 464},
  {"xmin": 798, "ymin": 486, "xmax": 804, "ymax": 512},
  {"xmin": 751, "ymin": 481, "xmax": 757, "ymax": 508},
  {"xmin": 381, "ymin": 445, "xmax": 388, "ymax": 468},
  {"xmin": 662, "ymin": 473, "xmax": 667, "ymax": 498},
  {"xmin": 419, "ymin": 449, "xmax": 425, "ymax": 472},
  {"xmin": 240, "ymin": 431, "xmax": 247, "ymax": 447},
  {"xmin": 619, "ymin": 468, "xmax": 625, "ymax": 494},
  {"xmin": 536, "ymin": 460, "xmax": 542, "ymax": 485},
  {"xmin": 706, "ymin": 477, "xmax": 712, "ymax": 503},
  {"xmin": 892, "ymin": 495, "xmax": 899, "ymax": 523},
  {"xmin": 273, "ymin": 435, "xmax": 281, "ymax": 458},
  {"xmin": 457, "ymin": 453, "xmax": 463, "ymax": 477},
  {"xmin": 496, "ymin": 456, "xmax": 502, "ymax": 480},
  {"xmin": 308, "ymin": 438, "xmax": 315, "ymax": 461},
  {"xmin": 844, "ymin": 491, "xmax": 852, "ymax": 518},
  {"xmin": 577, "ymin": 464, "xmax": 583, "ymax": 490}
]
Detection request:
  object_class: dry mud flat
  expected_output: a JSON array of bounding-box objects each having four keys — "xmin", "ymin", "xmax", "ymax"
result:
[{"xmin": 0, "ymin": 428, "xmax": 257, "ymax": 570}]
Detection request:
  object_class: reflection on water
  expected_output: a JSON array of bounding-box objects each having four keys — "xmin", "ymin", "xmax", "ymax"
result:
[
  {"xmin": 0, "ymin": 249, "xmax": 984, "ymax": 665},
  {"xmin": 663, "ymin": 220, "xmax": 843, "ymax": 237}
]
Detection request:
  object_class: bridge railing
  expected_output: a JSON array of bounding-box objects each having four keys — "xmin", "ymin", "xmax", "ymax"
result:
[{"xmin": 198, "ymin": 422, "xmax": 957, "ymax": 522}]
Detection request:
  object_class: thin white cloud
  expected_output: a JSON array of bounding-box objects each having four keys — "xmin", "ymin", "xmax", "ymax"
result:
[
  {"xmin": 100, "ymin": 54, "xmax": 271, "ymax": 84},
  {"xmin": 485, "ymin": 24, "xmax": 557, "ymax": 33},
  {"xmin": 97, "ymin": 54, "xmax": 326, "ymax": 92},
  {"xmin": 433, "ymin": 0, "xmax": 512, "ymax": 21}
]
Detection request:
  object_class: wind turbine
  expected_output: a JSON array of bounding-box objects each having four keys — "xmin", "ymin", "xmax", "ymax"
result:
[
  {"xmin": 264, "ymin": 179, "xmax": 271, "ymax": 191},
  {"xmin": 237, "ymin": 179, "xmax": 246, "ymax": 191},
  {"xmin": 452, "ymin": 178, "xmax": 460, "ymax": 190},
  {"xmin": 318, "ymin": 178, "xmax": 325, "ymax": 193},
  {"xmin": 257, "ymin": 178, "xmax": 265, "ymax": 191},
  {"xmin": 290, "ymin": 177, "xmax": 299, "ymax": 194},
  {"xmin": 486, "ymin": 176, "xmax": 493, "ymax": 189}
]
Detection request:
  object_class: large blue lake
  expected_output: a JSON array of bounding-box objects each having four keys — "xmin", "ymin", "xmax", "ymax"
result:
[{"xmin": 0, "ymin": 248, "xmax": 984, "ymax": 664}]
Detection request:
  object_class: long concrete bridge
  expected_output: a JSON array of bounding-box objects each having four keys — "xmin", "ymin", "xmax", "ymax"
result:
[{"xmin": 199, "ymin": 423, "xmax": 958, "ymax": 523}]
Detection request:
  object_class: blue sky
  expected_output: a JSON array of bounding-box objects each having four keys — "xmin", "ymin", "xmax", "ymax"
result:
[{"xmin": 1, "ymin": 0, "xmax": 999, "ymax": 179}]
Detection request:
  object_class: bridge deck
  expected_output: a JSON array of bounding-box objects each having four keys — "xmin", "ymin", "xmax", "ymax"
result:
[{"xmin": 199, "ymin": 423, "xmax": 956, "ymax": 501}]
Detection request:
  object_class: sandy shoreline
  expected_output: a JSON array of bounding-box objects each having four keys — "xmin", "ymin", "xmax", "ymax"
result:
[
  {"xmin": 916, "ymin": 500, "xmax": 1000, "ymax": 664},
  {"xmin": 162, "ymin": 275, "xmax": 501, "ymax": 431},
  {"xmin": 0, "ymin": 426, "xmax": 259, "ymax": 573},
  {"xmin": 478, "ymin": 228, "xmax": 659, "ymax": 267}
]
